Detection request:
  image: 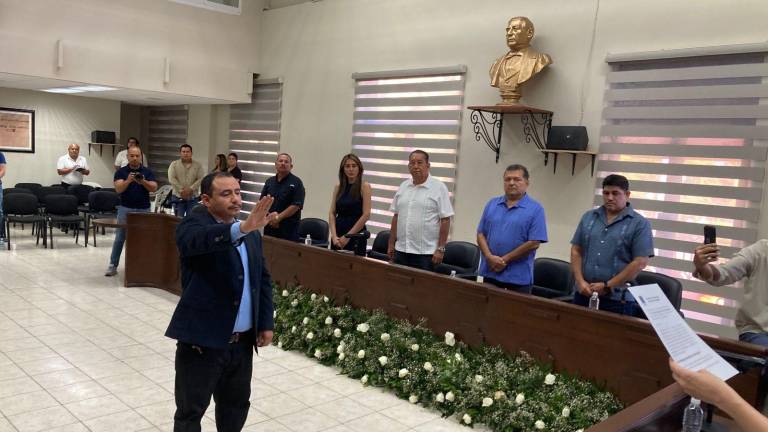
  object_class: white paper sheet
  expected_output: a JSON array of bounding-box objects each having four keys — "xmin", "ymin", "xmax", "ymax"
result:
[{"xmin": 628, "ymin": 283, "xmax": 738, "ymax": 381}]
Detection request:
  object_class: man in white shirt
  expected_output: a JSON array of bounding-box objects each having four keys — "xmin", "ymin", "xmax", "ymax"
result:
[
  {"xmin": 57, "ymin": 143, "xmax": 90, "ymax": 187},
  {"xmin": 113, "ymin": 137, "xmax": 148, "ymax": 170},
  {"xmin": 387, "ymin": 150, "xmax": 454, "ymax": 271}
]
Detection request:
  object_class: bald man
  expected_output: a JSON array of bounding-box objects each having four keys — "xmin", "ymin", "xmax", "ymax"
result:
[{"xmin": 57, "ymin": 143, "xmax": 90, "ymax": 187}]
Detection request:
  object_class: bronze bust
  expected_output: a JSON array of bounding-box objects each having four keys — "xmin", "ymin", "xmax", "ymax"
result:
[{"xmin": 489, "ymin": 16, "xmax": 552, "ymax": 105}]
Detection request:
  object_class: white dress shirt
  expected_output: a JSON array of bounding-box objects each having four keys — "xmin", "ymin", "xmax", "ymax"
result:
[
  {"xmin": 390, "ymin": 175, "xmax": 454, "ymax": 255},
  {"xmin": 114, "ymin": 149, "xmax": 148, "ymax": 168},
  {"xmin": 57, "ymin": 155, "xmax": 89, "ymax": 185}
]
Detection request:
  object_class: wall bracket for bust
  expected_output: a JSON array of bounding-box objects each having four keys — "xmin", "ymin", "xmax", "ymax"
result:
[{"xmin": 468, "ymin": 105, "xmax": 553, "ymax": 163}]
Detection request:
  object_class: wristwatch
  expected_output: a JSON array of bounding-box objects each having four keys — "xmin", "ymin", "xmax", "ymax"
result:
[{"xmin": 436, "ymin": 246, "xmax": 446, "ymax": 253}]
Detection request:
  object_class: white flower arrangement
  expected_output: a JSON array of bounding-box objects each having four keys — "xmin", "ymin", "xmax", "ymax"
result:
[
  {"xmin": 333, "ymin": 328, "xmax": 342, "ymax": 338},
  {"xmin": 277, "ymin": 341, "xmax": 283, "ymax": 348},
  {"xmin": 290, "ymin": 299, "xmax": 298, "ymax": 307},
  {"xmin": 302, "ymin": 317, "xmax": 309, "ymax": 325},
  {"xmin": 423, "ymin": 362, "xmax": 434, "ymax": 372},
  {"xmin": 444, "ymin": 331, "xmax": 456, "ymax": 346},
  {"xmin": 336, "ymin": 342, "xmax": 345, "ymax": 354},
  {"xmin": 562, "ymin": 407, "xmax": 570, "ymax": 417},
  {"xmin": 305, "ymin": 332, "xmax": 314, "ymax": 340},
  {"xmin": 281, "ymin": 289, "xmax": 289, "ymax": 297},
  {"xmin": 323, "ymin": 295, "xmax": 330, "ymax": 303},
  {"xmin": 435, "ymin": 392, "xmax": 445, "ymax": 403},
  {"xmin": 314, "ymin": 349, "xmax": 323, "ymax": 359},
  {"xmin": 356, "ymin": 323, "xmax": 369, "ymax": 333},
  {"xmin": 325, "ymin": 316, "xmax": 333, "ymax": 325},
  {"xmin": 290, "ymin": 325, "xmax": 297, "ymax": 333},
  {"xmin": 474, "ymin": 374, "xmax": 484, "ymax": 383},
  {"xmin": 338, "ymin": 352, "xmax": 346, "ymax": 360},
  {"xmin": 378, "ymin": 356, "xmax": 388, "ymax": 366},
  {"xmin": 380, "ymin": 333, "xmax": 390, "ymax": 342},
  {"xmin": 454, "ymin": 353, "xmax": 463, "ymax": 362},
  {"xmin": 360, "ymin": 374, "xmax": 368, "ymax": 385},
  {"xmin": 535, "ymin": 420, "xmax": 545, "ymax": 430},
  {"xmin": 494, "ymin": 391, "xmax": 506, "ymax": 400},
  {"xmin": 408, "ymin": 394, "xmax": 418, "ymax": 404},
  {"xmin": 357, "ymin": 350, "xmax": 365, "ymax": 359},
  {"xmin": 515, "ymin": 393, "xmax": 525, "ymax": 405},
  {"xmin": 462, "ymin": 413, "xmax": 472, "ymax": 424},
  {"xmin": 544, "ymin": 373, "xmax": 556, "ymax": 385},
  {"xmin": 411, "ymin": 343, "xmax": 420, "ymax": 351},
  {"xmin": 445, "ymin": 391, "xmax": 455, "ymax": 402},
  {"xmin": 273, "ymin": 311, "xmax": 277, "ymax": 318},
  {"xmin": 398, "ymin": 368, "xmax": 409, "ymax": 378},
  {"xmin": 482, "ymin": 397, "xmax": 493, "ymax": 407},
  {"xmin": 310, "ymin": 293, "xmax": 317, "ymax": 301}
]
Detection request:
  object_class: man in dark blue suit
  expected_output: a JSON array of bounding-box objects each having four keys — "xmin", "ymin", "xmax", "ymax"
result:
[{"xmin": 165, "ymin": 171, "xmax": 277, "ymax": 432}]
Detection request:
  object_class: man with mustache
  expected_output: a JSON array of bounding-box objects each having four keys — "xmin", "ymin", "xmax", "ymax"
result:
[{"xmin": 477, "ymin": 164, "xmax": 547, "ymax": 293}]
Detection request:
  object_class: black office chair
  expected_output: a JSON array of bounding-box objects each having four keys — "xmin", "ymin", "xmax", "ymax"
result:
[
  {"xmin": 67, "ymin": 184, "xmax": 95, "ymax": 213},
  {"xmin": 14, "ymin": 183, "xmax": 42, "ymax": 195},
  {"xmin": 3, "ymin": 193, "xmax": 45, "ymax": 249},
  {"xmin": 45, "ymin": 195, "xmax": 85, "ymax": 248},
  {"xmin": 298, "ymin": 218, "xmax": 329, "ymax": 247},
  {"xmin": 4, "ymin": 187, "xmax": 33, "ymax": 196},
  {"xmin": 434, "ymin": 241, "xmax": 481, "ymax": 277},
  {"xmin": 367, "ymin": 230, "xmax": 390, "ymax": 261},
  {"xmin": 85, "ymin": 191, "xmax": 120, "ymax": 246},
  {"xmin": 636, "ymin": 270, "xmax": 683, "ymax": 312},
  {"xmin": 532, "ymin": 257, "xmax": 574, "ymax": 299},
  {"xmin": 35, "ymin": 186, "xmax": 66, "ymax": 211}
]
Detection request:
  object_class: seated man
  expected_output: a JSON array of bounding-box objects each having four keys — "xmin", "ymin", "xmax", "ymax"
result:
[
  {"xmin": 693, "ymin": 239, "xmax": 768, "ymax": 347},
  {"xmin": 570, "ymin": 174, "xmax": 653, "ymax": 315}
]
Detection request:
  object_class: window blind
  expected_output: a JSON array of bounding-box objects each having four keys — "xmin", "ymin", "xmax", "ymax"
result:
[
  {"xmin": 350, "ymin": 66, "xmax": 467, "ymax": 241},
  {"xmin": 229, "ymin": 77, "xmax": 282, "ymax": 215},
  {"xmin": 597, "ymin": 50, "xmax": 768, "ymax": 339},
  {"xmin": 147, "ymin": 105, "xmax": 189, "ymax": 185}
]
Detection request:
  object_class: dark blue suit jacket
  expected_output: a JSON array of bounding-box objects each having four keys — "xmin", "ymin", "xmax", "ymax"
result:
[{"xmin": 165, "ymin": 211, "xmax": 274, "ymax": 350}]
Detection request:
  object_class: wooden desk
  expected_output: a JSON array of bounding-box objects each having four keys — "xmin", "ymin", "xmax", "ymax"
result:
[{"xmin": 125, "ymin": 213, "xmax": 181, "ymax": 294}]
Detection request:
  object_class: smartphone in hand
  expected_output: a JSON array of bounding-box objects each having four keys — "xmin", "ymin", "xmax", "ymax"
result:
[{"xmin": 703, "ymin": 225, "xmax": 717, "ymax": 245}]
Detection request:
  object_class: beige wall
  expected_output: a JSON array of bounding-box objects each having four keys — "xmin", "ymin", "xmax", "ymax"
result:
[
  {"xmin": 0, "ymin": 0, "xmax": 263, "ymax": 103},
  {"xmin": 258, "ymin": 0, "xmax": 768, "ymax": 260},
  {"xmin": 0, "ymin": 87, "xmax": 120, "ymax": 188}
]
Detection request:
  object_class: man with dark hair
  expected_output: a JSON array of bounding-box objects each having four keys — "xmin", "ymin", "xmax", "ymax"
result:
[
  {"xmin": 477, "ymin": 164, "xmax": 547, "ymax": 293},
  {"xmin": 388, "ymin": 149, "xmax": 453, "ymax": 271},
  {"xmin": 227, "ymin": 152, "xmax": 243, "ymax": 184},
  {"xmin": 105, "ymin": 146, "xmax": 158, "ymax": 276},
  {"xmin": 168, "ymin": 144, "xmax": 205, "ymax": 217},
  {"xmin": 260, "ymin": 153, "xmax": 305, "ymax": 241},
  {"xmin": 114, "ymin": 137, "xmax": 148, "ymax": 170},
  {"xmin": 570, "ymin": 174, "xmax": 654, "ymax": 315},
  {"xmin": 166, "ymin": 171, "xmax": 276, "ymax": 432}
]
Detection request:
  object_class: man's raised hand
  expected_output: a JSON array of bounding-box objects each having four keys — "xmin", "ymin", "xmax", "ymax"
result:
[{"xmin": 241, "ymin": 195, "xmax": 277, "ymax": 233}]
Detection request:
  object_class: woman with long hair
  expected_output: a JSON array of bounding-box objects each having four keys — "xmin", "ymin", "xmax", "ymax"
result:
[
  {"xmin": 212, "ymin": 154, "xmax": 227, "ymax": 172},
  {"xmin": 329, "ymin": 154, "xmax": 371, "ymax": 250}
]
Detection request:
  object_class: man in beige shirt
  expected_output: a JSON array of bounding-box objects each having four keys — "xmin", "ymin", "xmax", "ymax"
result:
[
  {"xmin": 168, "ymin": 144, "xmax": 204, "ymax": 217},
  {"xmin": 694, "ymin": 239, "xmax": 768, "ymax": 346}
]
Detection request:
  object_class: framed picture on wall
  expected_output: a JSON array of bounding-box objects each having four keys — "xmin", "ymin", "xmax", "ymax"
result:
[{"xmin": 0, "ymin": 107, "xmax": 35, "ymax": 153}]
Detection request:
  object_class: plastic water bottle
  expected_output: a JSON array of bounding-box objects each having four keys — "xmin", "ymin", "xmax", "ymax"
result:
[
  {"xmin": 304, "ymin": 234, "xmax": 312, "ymax": 245},
  {"xmin": 588, "ymin": 292, "xmax": 600, "ymax": 310},
  {"xmin": 682, "ymin": 398, "xmax": 703, "ymax": 432},
  {"xmin": 450, "ymin": 270, "xmax": 457, "ymax": 277}
]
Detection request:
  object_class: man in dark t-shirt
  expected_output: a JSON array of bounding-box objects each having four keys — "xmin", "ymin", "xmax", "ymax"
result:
[
  {"xmin": 106, "ymin": 146, "xmax": 158, "ymax": 276},
  {"xmin": 260, "ymin": 153, "xmax": 305, "ymax": 241}
]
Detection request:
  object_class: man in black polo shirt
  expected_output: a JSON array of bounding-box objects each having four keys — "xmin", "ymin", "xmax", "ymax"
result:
[
  {"xmin": 106, "ymin": 146, "xmax": 158, "ymax": 276},
  {"xmin": 260, "ymin": 153, "xmax": 305, "ymax": 241}
]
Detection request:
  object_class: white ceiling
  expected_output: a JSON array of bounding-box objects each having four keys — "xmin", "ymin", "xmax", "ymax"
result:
[{"xmin": 0, "ymin": 72, "xmax": 241, "ymax": 106}]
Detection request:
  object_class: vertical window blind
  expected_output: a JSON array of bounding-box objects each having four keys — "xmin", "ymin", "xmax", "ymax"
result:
[
  {"xmin": 597, "ymin": 50, "xmax": 768, "ymax": 339},
  {"xmin": 147, "ymin": 105, "xmax": 189, "ymax": 185},
  {"xmin": 229, "ymin": 77, "xmax": 283, "ymax": 215},
  {"xmin": 350, "ymin": 66, "xmax": 467, "ymax": 241}
]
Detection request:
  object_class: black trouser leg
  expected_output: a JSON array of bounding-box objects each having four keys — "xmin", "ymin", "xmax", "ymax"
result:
[{"xmin": 213, "ymin": 339, "xmax": 253, "ymax": 432}]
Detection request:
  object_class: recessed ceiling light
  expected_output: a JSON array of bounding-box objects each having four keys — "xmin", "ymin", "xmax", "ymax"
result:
[
  {"xmin": 41, "ymin": 88, "xmax": 85, "ymax": 94},
  {"xmin": 69, "ymin": 85, "xmax": 118, "ymax": 92}
]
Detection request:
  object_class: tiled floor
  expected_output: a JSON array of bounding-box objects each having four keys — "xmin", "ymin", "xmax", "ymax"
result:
[{"xmin": 0, "ymin": 226, "xmax": 474, "ymax": 432}]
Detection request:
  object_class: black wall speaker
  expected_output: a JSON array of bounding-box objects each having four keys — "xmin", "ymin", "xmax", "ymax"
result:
[
  {"xmin": 91, "ymin": 130, "xmax": 116, "ymax": 144},
  {"xmin": 546, "ymin": 126, "xmax": 588, "ymax": 151}
]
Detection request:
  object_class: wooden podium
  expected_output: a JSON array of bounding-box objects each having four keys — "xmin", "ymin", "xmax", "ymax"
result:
[{"xmin": 125, "ymin": 212, "xmax": 182, "ymax": 295}]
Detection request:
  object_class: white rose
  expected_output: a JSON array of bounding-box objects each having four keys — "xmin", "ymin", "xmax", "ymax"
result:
[
  {"xmin": 534, "ymin": 420, "xmax": 545, "ymax": 430},
  {"xmin": 333, "ymin": 328, "xmax": 342, "ymax": 338},
  {"xmin": 325, "ymin": 316, "xmax": 333, "ymax": 325},
  {"xmin": 561, "ymin": 407, "xmax": 570, "ymax": 418},
  {"xmin": 357, "ymin": 350, "xmax": 366, "ymax": 359},
  {"xmin": 435, "ymin": 392, "xmax": 445, "ymax": 403},
  {"xmin": 544, "ymin": 373, "xmax": 556, "ymax": 386},
  {"xmin": 323, "ymin": 295, "xmax": 330, "ymax": 303},
  {"xmin": 444, "ymin": 331, "xmax": 456, "ymax": 346},
  {"xmin": 273, "ymin": 311, "xmax": 277, "ymax": 318},
  {"xmin": 337, "ymin": 344, "xmax": 345, "ymax": 354},
  {"xmin": 462, "ymin": 413, "xmax": 472, "ymax": 425},
  {"xmin": 411, "ymin": 344, "xmax": 420, "ymax": 351},
  {"xmin": 311, "ymin": 293, "xmax": 317, "ymax": 300},
  {"xmin": 445, "ymin": 391, "xmax": 455, "ymax": 402},
  {"xmin": 398, "ymin": 368, "xmax": 409, "ymax": 378},
  {"xmin": 474, "ymin": 375, "xmax": 484, "ymax": 383},
  {"xmin": 302, "ymin": 317, "xmax": 309, "ymax": 325},
  {"xmin": 454, "ymin": 353, "xmax": 462, "ymax": 362},
  {"xmin": 356, "ymin": 323, "xmax": 370, "ymax": 333},
  {"xmin": 306, "ymin": 332, "xmax": 314, "ymax": 340},
  {"xmin": 277, "ymin": 341, "xmax": 283, "ymax": 348},
  {"xmin": 515, "ymin": 393, "xmax": 525, "ymax": 405},
  {"xmin": 338, "ymin": 352, "xmax": 346, "ymax": 360},
  {"xmin": 576, "ymin": 429, "xmax": 583, "ymax": 432},
  {"xmin": 281, "ymin": 289, "xmax": 289, "ymax": 297},
  {"xmin": 423, "ymin": 362, "xmax": 433, "ymax": 372},
  {"xmin": 378, "ymin": 356, "xmax": 388, "ymax": 366},
  {"xmin": 494, "ymin": 390, "xmax": 506, "ymax": 400},
  {"xmin": 360, "ymin": 374, "xmax": 368, "ymax": 385},
  {"xmin": 314, "ymin": 349, "xmax": 322, "ymax": 359},
  {"xmin": 482, "ymin": 397, "xmax": 493, "ymax": 407},
  {"xmin": 290, "ymin": 299, "xmax": 298, "ymax": 307},
  {"xmin": 291, "ymin": 326, "xmax": 297, "ymax": 333},
  {"xmin": 380, "ymin": 333, "xmax": 390, "ymax": 342},
  {"xmin": 408, "ymin": 394, "xmax": 418, "ymax": 404}
]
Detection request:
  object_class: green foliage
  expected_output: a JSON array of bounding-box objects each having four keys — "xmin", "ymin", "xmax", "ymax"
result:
[{"xmin": 273, "ymin": 285, "xmax": 623, "ymax": 431}]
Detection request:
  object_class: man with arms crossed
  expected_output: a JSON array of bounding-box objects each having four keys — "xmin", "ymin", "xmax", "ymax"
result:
[
  {"xmin": 165, "ymin": 172, "xmax": 276, "ymax": 432},
  {"xmin": 477, "ymin": 164, "xmax": 547, "ymax": 293}
]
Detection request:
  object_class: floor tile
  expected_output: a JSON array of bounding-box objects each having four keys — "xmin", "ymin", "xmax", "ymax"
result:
[
  {"xmin": 313, "ymin": 397, "xmax": 373, "ymax": 423},
  {"xmin": 64, "ymin": 394, "xmax": 130, "ymax": 421},
  {"xmin": 0, "ymin": 375, "xmax": 42, "ymax": 399},
  {"xmin": 253, "ymin": 393, "xmax": 308, "ymax": 418},
  {"xmin": 286, "ymin": 383, "xmax": 343, "ymax": 407},
  {"xmin": 379, "ymin": 400, "xmax": 440, "ymax": 427},
  {"xmin": 84, "ymin": 409, "xmax": 153, "ymax": 432},
  {"xmin": 275, "ymin": 408, "xmax": 339, "ymax": 432},
  {"xmin": 343, "ymin": 412, "xmax": 410, "ymax": 432},
  {"xmin": 47, "ymin": 380, "xmax": 111, "ymax": 404},
  {"xmin": 0, "ymin": 389, "xmax": 60, "ymax": 416},
  {"xmin": 7, "ymin": 405, "xmax": 78, "ymax": 432}
]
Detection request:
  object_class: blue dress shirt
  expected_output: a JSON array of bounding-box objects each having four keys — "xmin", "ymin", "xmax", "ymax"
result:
[
  {"xmin": 230, "ymin": 222, "xmax": 253, "ymax": 332},
  {"xmin": 477, "ymin": 194, "xmax": 548, "ymax": 285}
]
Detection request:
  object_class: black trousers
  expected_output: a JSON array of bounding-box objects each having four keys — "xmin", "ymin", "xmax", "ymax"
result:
[
  {"xmin": 485, "ymin": 277, "xmax": 532, "ymax": 294},
  {"xmin": 174, "ymin": 331, "xmax": 254, "ymax": 432},
  {"xmin": 394, "ymin": 250, "xmax": 434, "ymax": 271}
]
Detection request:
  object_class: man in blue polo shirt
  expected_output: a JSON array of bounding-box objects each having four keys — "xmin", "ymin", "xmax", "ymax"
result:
[
  {"xmin": 477, "ymin": 164, "xmax": 547, "ymax": 293},
  {"xmin": 570, "ymin": 174, "xmax": 654, "ymax": 315},
  {"xmin": 105, "ymin": 146, "xmax": 158, "ymax": 276}
]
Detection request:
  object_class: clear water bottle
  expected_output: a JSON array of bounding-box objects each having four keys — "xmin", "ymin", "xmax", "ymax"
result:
[
  {"xmin": 449, "ymin": 270, "xmax": 457, "ymax": 277},
  {"xmin": 304, "ymin": 234, "xmax": 312, "ymax": 245},
  {"xmin": 682, "ymin": 398, "xmax": 703, "ymax": 432},
  {"xmin": 588, "ymin": 292, "xmax": 600, "ymax": 310}
]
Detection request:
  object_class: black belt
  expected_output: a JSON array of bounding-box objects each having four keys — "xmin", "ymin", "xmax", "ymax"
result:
[{"xmin": 229, "ymin": 329, "xmax": 253, "ymax": 344}]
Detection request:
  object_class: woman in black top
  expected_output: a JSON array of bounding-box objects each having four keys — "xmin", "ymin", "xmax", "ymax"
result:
[
  {"xmin": 227, "ymin": 152, "xmax": 243, "ymax": 184},
  {"xmin": 329, "ymin": 154, "xmax": 371, "ymax": 250}
]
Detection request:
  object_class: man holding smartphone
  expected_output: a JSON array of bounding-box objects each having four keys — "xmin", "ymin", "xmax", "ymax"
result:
[
  {"xmin": 693, "ymin": 233, "xmax": 768, "ymax": 347},
  {"xmin": 105, "ymin": 146, "xmax": 157, "ymax": 276},
  {"xmin": 57, "ymin": 143, "xmax": 90, "ymax": 187}
]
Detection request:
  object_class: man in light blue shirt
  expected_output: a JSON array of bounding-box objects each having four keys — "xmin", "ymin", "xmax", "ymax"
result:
[
  {"xmin": 477, "ymin": 164, "xmax": 547, "ymax": 293},
  {"xmin": 570, "ymin": 174, "xmax": 654, "ymax": 315}
]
